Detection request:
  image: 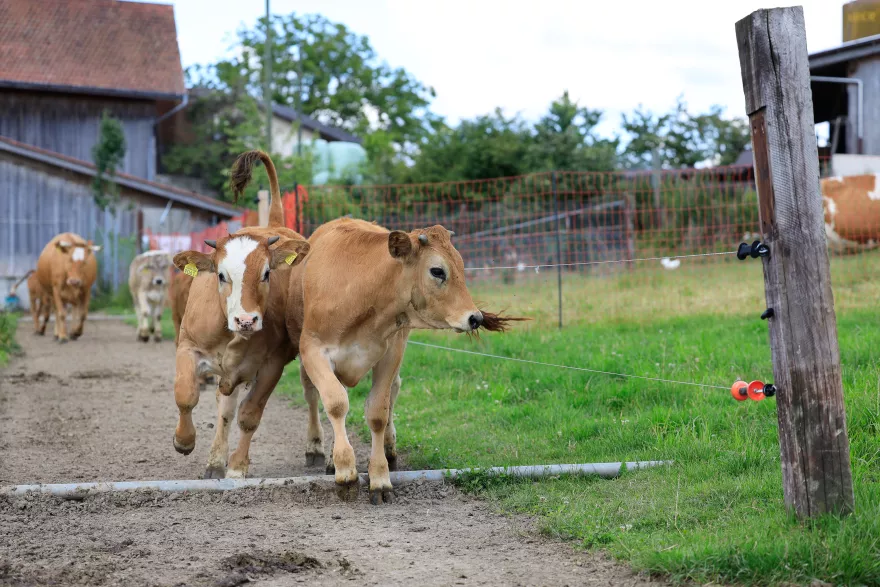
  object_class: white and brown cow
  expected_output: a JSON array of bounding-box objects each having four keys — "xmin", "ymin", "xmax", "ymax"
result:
[
  {"xmin": 170, "ymin": 150, "xmax": 310, "ymax": 479},
  {"xmin": 35, "ymin": 232, "xmax": 101, "ymax": 342},
  {"xmin": 129, "ymin": 250, "xmax": 173, "ymax": 343},
  {"xmin": 821, "ymin": 174, "xmax": 880, "ymax": 254}
]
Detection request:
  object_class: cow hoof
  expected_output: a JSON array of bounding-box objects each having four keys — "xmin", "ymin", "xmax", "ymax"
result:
[
  {"xmin": 369, "ymin": 488, "xmax": 394, "ymax": 506},
  {"xmin": 138, "ymin": 334, "xmax": 150, "ymax": 343},
  {"xmin": 57, "ymin": 337, "xmax": 69, "ymax": 344},
  {"xmin": 153, "ymin": 337, "xmax": 163, "ymax": 343},
  {"xmin": 335, "ymin": 481, "xmax": 359, "ymax": 502},
  {"xmin": 305, "ymin": 452, "xmax": 325, "ymax": 467},
  {"xmin": 325, "ymin": 462, "xmax": 336, "ymax": 475},
  {"xmin": 203, "ymin": 465, "xmax": 226, "ymax": 479},
  {"xmin": 173, "ymin": 436, "xmax": 195, "ymax": 456},
  {"xmin": 226, "ymin": 468, "xmax": 246, "ymax": 479}
]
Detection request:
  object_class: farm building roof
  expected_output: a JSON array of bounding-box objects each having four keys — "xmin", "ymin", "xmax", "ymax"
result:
[
  {"xmin": 0, "ymin": 0, "xmax": 185, "ymax": 99},
  {"xmin": 0, "ymin": 135, "xmax": 240, "ymax": 217},
  {"xmin": 809, "ymin": 33, "xmax": 880, "ymax": 73},
  {"xmin": 271, "ymin": 104, "xmax": 363, "ymax": 145}
]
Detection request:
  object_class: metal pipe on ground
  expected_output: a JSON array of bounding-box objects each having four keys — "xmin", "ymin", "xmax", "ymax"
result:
[{"xmin": 1, "ymin": 461, "xmax": 672, "ymax": 500}]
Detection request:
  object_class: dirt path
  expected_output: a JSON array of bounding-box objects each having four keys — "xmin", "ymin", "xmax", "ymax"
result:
[{"xmin": 1, "ymin": 318, "xmax": 666, "ymax": 587}]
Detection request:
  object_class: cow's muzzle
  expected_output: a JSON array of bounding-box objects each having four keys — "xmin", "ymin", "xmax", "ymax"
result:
[{"xmin": 233, "ymin": 313, "xmax": 261, "ymax": 332}]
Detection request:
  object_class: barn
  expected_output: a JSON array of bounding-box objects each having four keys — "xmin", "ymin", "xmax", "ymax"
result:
[{"xmin": 0, "ymin": 0, "xmax": 239, "ymax": 303}]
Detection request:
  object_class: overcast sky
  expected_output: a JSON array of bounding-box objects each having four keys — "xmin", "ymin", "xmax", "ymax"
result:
[{"xmin": 147, "ymin": 0, "xmax": 848, "ymax": 138}]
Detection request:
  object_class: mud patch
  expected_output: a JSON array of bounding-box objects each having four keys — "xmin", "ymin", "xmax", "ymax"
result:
[
  {"xmin": 213, "ymin": 550, "xmax": 323, "ymax": 586},
  {"xmin": 1, "ymin": 370, "xmax": 57, "ymax": 384}
]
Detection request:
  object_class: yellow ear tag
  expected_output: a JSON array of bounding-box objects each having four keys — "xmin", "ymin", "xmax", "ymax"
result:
[
  {"xmin": 183, "ymin": 263, "xmax": 199, "ymax": 277},
  {"xmin": 284, "ymin": 253, "xmax": 297, "ymax": 265}
]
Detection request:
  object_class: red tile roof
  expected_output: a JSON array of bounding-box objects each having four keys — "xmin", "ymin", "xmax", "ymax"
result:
[{"xmin": 0, "ymin": 0, "xmax": 185, "ymax": 98}]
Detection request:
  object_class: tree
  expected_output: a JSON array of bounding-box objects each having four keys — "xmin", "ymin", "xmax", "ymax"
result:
[
  {"xmin": 620, "ymin": 96, "xmax": 750, "ymax": 169},
  {"xmin": 406, "ymin": 109, "xmax": 534, "ymax": 183},
  {"xmin": 233, "ymin": 13, "xmax": 437, "ymax": 148},
  {"xmin": 161, "ymin": 67, "xmax": 314, "ymax": 204},
  {"xmin": 527, "ymin": 91, "xmax": 618, "ymax": 172},
  {"xmin": 91, "ymin": 111, "xmax": 126, "ymax": 211}
]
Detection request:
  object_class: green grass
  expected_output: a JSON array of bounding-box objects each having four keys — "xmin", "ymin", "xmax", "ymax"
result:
[
  {"xmin": 122, "ymin": 308, "xmax": 176, "ymax": 341},
  {"xmin": 89, "ymin": 285, "xmax": 133, "ymax": 313},
  {"xmin": 274, "ymin": 253, "xmax": 880, "ymax": 586},
  {"xmin": 0, "ymin": 312, "xmax": 20, "ymax": 365}
]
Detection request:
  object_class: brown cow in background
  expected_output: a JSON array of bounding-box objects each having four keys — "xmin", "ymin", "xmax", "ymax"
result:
[
  {"xmin": 822, "ymin": 174, "xmax": 880, "ymax": 254},
  {"xmin": 35, "ymin": 232, "xmax": 100, "ymax": 343}
]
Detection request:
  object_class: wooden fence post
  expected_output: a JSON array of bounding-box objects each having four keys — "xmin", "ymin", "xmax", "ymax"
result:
[{"xmin": 736, "ymin": 6, "xmax": 854, "ymax": 517}]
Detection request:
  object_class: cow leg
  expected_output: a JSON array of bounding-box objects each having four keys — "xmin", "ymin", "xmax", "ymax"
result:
[
  {"xmin": 151, "ymin": 301, "xmax": 164, "ymax": 343},
  {"xmin": 218, "ymin": 337, "xmax": 250, "ymax": 396},
  {"xmin": 37, "ymin": 295, "xmax": 51, "ymax": 335},
  {"xmin": 226, "ymin": 356, "xmax": 286, "ymax": 479},
  {"xmin": 52, "ymin": 288, "xmax": 68, "ymax": 343},
  {"xmin": 173, "ymin": 345, "xmax": 200, "ymax": 455},
  {"xmin": 364, "ymin": 332, "xmax": 406, "ymax": 505},
  {"xmin": 204, "ymin": 384, "xmax": 240, "ymax": 479},
  {"xmin": 300, "ymin": 340, "xmax": 358, "ymax": 488},
  {"xmin": 70, "ymin": 289, "xmax": 89, "ymax": 340},
  {"xmin": 300, "ymin": 363, "xmax": 326, "ymax": 468},
  {"xmin": 385, "ymin": 373, "xmax": 402, "ymax": 471},
  {"xmin": 136, "ymin": 291, "xmax": 151, "ymax": 342},
  {"xmin": 31, "ymin": 296, "xmax": 42, "ymax": 335}
]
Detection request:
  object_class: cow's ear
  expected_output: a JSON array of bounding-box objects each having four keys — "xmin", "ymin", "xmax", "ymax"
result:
[
  {"xmin": 56, "ymin": 240, "xmax": 72, "ymax": 253},
  {"xmin": 388, "ymin": 231, "xmax": 414, "ymax": 260},
  {"xmin": 172, "ymin": 250, "xmax": 215, "ymax": 275},
  {"xmin": 89, "ymin": 244, "xmax": 102, "ymax": 253},
  {"xmin": 270, "ymin": 238, "xmax": 310, "ymax": 269}
]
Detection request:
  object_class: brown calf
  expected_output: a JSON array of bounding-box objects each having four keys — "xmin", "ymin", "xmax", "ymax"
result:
[
  {"xmin": 35, "ymin": 232, "xmax": 101, "ymax": 342},
  {"xmin": 169, "ymin": 150, "xmax": 310, "ymax": 479},
  {"xmin": 169, "ymin": 269, "xmax": 192, "ymax": 346},
  {"xmin": 293, "ymin": 217, "xmax": 522, "ymax": 504}
]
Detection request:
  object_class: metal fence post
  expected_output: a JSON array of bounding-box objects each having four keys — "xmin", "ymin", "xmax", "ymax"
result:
[{"xmin": 551, "ymin": 171, "xmax": 563, "ymax": 329}]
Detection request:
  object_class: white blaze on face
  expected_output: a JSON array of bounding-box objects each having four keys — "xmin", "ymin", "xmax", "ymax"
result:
[
  {"xmin": 217, "ymin": 237, "xmax": 260, "ymax": 331},
  {"xmin": 71, "ymin": 247, "xmax": 86, "ymax": 262}
]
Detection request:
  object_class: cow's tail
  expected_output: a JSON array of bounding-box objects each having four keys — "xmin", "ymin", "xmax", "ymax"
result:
[
  {"xmin": 9, "ymin": 270, "xmax": 34, "ymax": 296},
  {"xmin": 230, "ymin": 149, "xmax": 284, "ymax": 228}
]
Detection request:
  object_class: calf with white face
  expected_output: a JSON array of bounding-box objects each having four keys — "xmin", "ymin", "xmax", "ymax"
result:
[
  {"xmin": 169, "ymin": 232, "xmax": 309, "ymax": 470},
  {"xmin": 128, "ymin": 250, "xmax": 173, "ymax": 342}
]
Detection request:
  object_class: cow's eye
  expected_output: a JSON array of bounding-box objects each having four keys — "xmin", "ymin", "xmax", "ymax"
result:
[
  {"xmin": 430, "ymin": 267, "xmax": 446, "ymax": 280},
  {"xmin": 218, "ymin": 273, "xmax": 227, "ymax": 283},
  {"xmin": 262, "ymin": 269, "xmax": 270, "ymax": 282}
]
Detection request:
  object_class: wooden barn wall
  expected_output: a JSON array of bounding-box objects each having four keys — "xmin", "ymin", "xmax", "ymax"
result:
[
  {"xmin": 0, "ymin": 158, "xmax": 139, "ymax": 290},
  {"xmin": 0, "ymin": 91, "xmax": 157, "ymax": 180}
]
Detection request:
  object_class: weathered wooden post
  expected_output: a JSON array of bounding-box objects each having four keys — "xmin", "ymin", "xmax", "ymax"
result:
[{"xmin": 736, "ymin": 6, "xmax": 854, "ymax": 517}]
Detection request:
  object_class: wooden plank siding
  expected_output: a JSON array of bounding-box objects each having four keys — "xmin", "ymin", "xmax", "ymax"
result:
[
  {"xmin": 0, "ymin": 154, "xmax": 219, "ymax": 292},
  {"xmin": 0, "ymin": 90, "xmax": 157, "ymax": 180}
]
